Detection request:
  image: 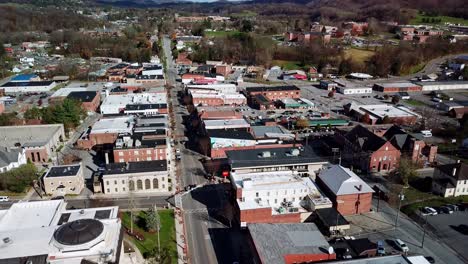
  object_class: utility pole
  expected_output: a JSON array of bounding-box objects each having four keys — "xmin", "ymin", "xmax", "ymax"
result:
[
  {"xmin": 395, "ymin": 193, "xmax": 405, "ymax": 228},
  {"xmin": 421, "ymin": 209, "xmax": 428, "ymax": 248},
  {"xmin": 128, "ymin": 179, "xmax": 137, "ymax": 234},
  {"xmin": 154, "ymin": 204, "xmax": 161, "ymax": 260}
]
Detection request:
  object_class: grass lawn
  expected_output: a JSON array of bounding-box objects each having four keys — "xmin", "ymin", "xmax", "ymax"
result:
[
  {"xmin": 271, "ymin": 60, "xmax": 305, "ymax": 70},
  {"xmin": 410, "ymin": 12, "xmax": 468, "ymax": 26},
  {"xmin": 401, "ymin": 62, "xmax": 426, "ymax": 75},
  {"xmin": 402, "ymin": 195, "xmax": 468, "ymax": 215},
  {"xmin": 344, "ymin": 48, "xmax": 375, "ymax": 65},
  {"xmin": 405, "ymin": 99, "xmax": 427, "ymax": 107},
  {"xmin": 121, "ymin": 209, "xmax": 177, "ymax": 262},
  {"xmin": 205, "ymin": 30, "xmax": 240, "ymax": 38}
]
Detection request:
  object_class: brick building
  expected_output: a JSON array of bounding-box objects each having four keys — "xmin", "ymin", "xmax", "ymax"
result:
[
  {"xmin": 345, "ymin": 103, "xmax": 419, "ymax": 125},
  {"xmin": 317, "ymin": 165, "xmax": 374, "ymax": 215},
  {"xmin": 336, "ymin": 125, "xmax": 401, "ymax": 172},
  {"xmin": 246, "ymin": 86, "xmax": 301, "ymax": 101},
  {"xmin": 67, "ymin": 91, "xmax": 101, "ymax": 112},
  {"xmin": 248, "ymin": 223, "xmax": 336, "ymax": 264},
  {"xmin": 113, "ymin": 136, "xmax": 167, "ymax": 163},
  {"xmin": 373, "ymin": 82, "xmax": 422, "ymax": 93}
]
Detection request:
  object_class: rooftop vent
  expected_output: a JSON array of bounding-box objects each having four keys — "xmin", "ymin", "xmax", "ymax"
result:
[
  {"xmin": 290, "ymin": 149, "xmax": 300, "ymax": 156},
  {"xmin": 2, "ymin": 237, "xmax": 11, "ymax": 244},
  {"xmin": 260, "ymin": 151, "xmax": 271, "ymax": 158}
]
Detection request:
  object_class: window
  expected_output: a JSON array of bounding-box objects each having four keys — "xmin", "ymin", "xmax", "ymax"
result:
[
  {"xmin": 153, "ymin": 178, "xmax": 159, "ymax": 189},
  {"xmin": 137, "ymin": 180, "xmax": 143, "ymax": 190},
  {"xmin": 256, "ymin": 192, "xmax": 259, "ymax": 197},
  {"xmin": 145, "ymin": 179, "xmax": 151, "ymax": 189},
  {"xmin": 114, "ymin": 180, "xmax": 117, "ymax": 185},
  {"xmin": 134, "ymin": 150, "xmax": 139, "ymax": 155},
  {"xmin": 119, "ymin": 152, "xmax": 123, "ymax": 156},
  {"xmin": 147, "ymin": 150, "xmax": 152, "ymax": 154},
  {"xmin": 122, "ymin": 180, "xmax": 125, "ymax": 184},
  {"xmin": 115, "ymin": 188, "xmax": 118, "ymax": 192},
  {"xmin": 106, "ymin": 181, "xmax": 109, "ymax": 186},
  {"xmin": 123, "ymin": 187, "xmax": 126, "ymax": 191},
  {"xmin": 119, "ymin": 159, "xmax": 124, "ymax": 163},
  {"xmin": 274, "ymin": 199, "xmax": 277, "ymax": 203},
  {"xmin": 162, "ymin": 177, "xmax": 165, "ymax": 181},
  {"xmin": 107, "ymin": 189, "xmax": 110, "ymax": 193},
  {"xmin": 267, "ymin": 192, "xmax": 270, "ymax": 196},
  {"xmin": 129, "ymin": 180, "xmax": 135, "ymax": 191},
  {"xmin": 147, "ymin": 157, "xmax": 152, "ymax": 161},
  {"xmin": 162, "ymin": 184, "xmax": 165, "ymax": 188}
]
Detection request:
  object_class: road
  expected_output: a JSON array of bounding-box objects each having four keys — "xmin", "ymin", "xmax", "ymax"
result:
[{"xmin": 162, "ymin": 36, "xmax": 248, "ymax": 264}]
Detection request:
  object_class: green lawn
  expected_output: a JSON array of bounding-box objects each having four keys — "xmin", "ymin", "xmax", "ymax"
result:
[
  {"xmin": 121, "ymin": 210, "xmax": 177, "ymax": 262},
  {"xmin": 205, "ymin": 30, "xmax": 240, "ymax": 38},
  {"xmin": 410, "ymin": 12, "xmax": 468, "ymax": 26},
  {"xmin": 344, "ymin": 48, "xmax": 375, "ymax": 65},
  {"xmin": 271, "ymin": 60, "xmax": 305, "ymax": 70},
  {"xmin": 405, "ymin": 99, "xmax": 427, "ymax": 107},
  {"xmin": 402, "ymin": 195, "xmax": 468, "ymax": 215}
]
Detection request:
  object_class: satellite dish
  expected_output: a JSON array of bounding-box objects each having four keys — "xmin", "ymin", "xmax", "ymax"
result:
[{"xmin": 328, "ymin": 246, "xmax": 334, "ymax": 254}]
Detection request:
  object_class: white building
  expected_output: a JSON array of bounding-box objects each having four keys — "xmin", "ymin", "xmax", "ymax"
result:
[
  {"xmin": 91, "ymin": 116, "xmax": 135, "ymax": 135},
  {"xmin": 416, "ymin": 81, "xmax": 468, "ymax": 91},
  {"xmin": 337, "ymin": 86, "xmax": 373, "ymax": 95},
  {"xmin": 101, "ymin": 160, "xmax": 169, "ymax": 195},
  {"xmin": 142, "ymin": 65, "xmax": 163, "ymax": 76},
  {"xmin": 1, "ymin": 81, "xmax": 57, "ymax": 93},
  {"xmin": 432, "ymin": 162, "xmax": 468, "ymax": 197},
  {"xmin": 0, "ymin": 200, "xmax": 122, "ymax": 263},
  {"xmin": 42, "ymin": 163, "xmax": 85, "ymax": 196},
  {"xmin": 0, "ymin": 147, "xmax": 27, "ymax": 173},
  {"xmin": 186, "ymin": 84, "xmax": 238, "ymax": 94},
  {"xmin": 100, "ymin": 93, "xmax": 167, "ymax": 115}
]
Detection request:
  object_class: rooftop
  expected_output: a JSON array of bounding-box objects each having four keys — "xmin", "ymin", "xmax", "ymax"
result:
[
  {"xmin": 44, "ymin": 164, "xmax": 81, "ymax": 178},
  {"xmin": 374, "ymin": 82, "xmax": 420, "ymax": 88},
  {"xmin": 203, "ymin": 118, "xmax": 250, "ymax": 129},
  {"xmin": 251, "ymin": 125, "xmax": 293, "ymax": 139},
  {"xmin": 318, "ymin": 165, "xmax": 374, "ymax": 195},
  {"xmin": 437, "ymin": 162, "xmax": 468, "ymax": 180},
  {"xmin": 1, "ymin": 81, "xmax": 55, "ymax": 87},
  {"xmin": 0, "ymin": 148, "xmax": 22, "ymax": 168},
  {"xmin": 103, "ymin": 160, "xmax": 167, "ymax": 175},
  {"xmin": 246, "ymin": 85, "xmax": 300, "ymax": 93},
  {"xmin": 359, "ymin": 104, "xmax": 420, "ymax": 119},
  {"xmin": 227, "ymin": 146, "xmax": 326, "ymax": 169},
  {"xmin": 248, "ymin": 223, "xmax": 332, "ymax": 264},
  {"xmin": 0, "ymin": 124, "xmax": 64, "ymax": 148},
  {"xmin": 91, "ymin": 116, "xmax": 134, "ymax": 135},
  {"xmin": 209, "ymin": 129, "xmax": 254, "ymax": 140},
  {"xmin": 67, "ymin": 91, "xmax": 98, "ymax": 102},
  {"xmin": 51, "ymin": 87, "xmax": 90, "ymax": 98}
]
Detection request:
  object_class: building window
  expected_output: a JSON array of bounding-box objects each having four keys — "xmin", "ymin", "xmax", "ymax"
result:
[
  {"xmin": 153, "ymin": 178, "xmax": 159, "ymax": 189},
  {"xmin": 106, "ymin": 181, "xmax": 109, "ymax": 186},
  {"xmin": 145, "ymin": 179, "xmax": 151, "ymax": 189},
  {"xmin": 147, "ymin": 150, "xmax": 152, "ymax": 154},
  {"xmin": 162, "ymin": 184, "xmax": 165, "ymax": 188},
  {"xmin": 119, "ymin": 159, "xmax": 124, "ymax": 163},
  {"xmin": 119, "ymin": 152, "xmax": 123, "ymax": 156},
  {"xmin": 122, "ymin": 180, "xmax": 125, "ymax": 184},
  {"xmin": 162, "ymin": 177, "xmax": 165, "ymax": 181},
  {"xmin": 137, "ymin": 180, "xmax": 143, "ymax": 190},
  {"xmin": 147, "ymin": 157, "xmax": 152, "ymax": 161},
  {"xmin": 129, "ymin": 180, "xmax": 135, "ymax": 191},
  {"xmin": 114, "ymin": 180, "xmax": 117, "ymax": 185},
  {"xmin": 274, "ymin": 199, "xmax": 277, "ymax": 203},
  {"xmin": 107, "ymin": 189, "xmax": 110, "ymax": 193},
  {"xmin": 123, "ymin": 187, "xmax": 126, "ymax": 191},
  {"xmin": 115, "ymin": 188, "xmax": 118, "ymax": 192}
]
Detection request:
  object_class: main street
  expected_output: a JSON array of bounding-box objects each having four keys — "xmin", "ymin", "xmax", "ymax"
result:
[{"xmin": 162, "ymin": 36, "xmax": 247, "ymax": 264}]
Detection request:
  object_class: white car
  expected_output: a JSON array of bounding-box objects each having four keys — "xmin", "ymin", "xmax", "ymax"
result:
[
  {"xmin": 394, "ymin": 239, "xmax": 409, "ymax": 253},
  {"xmin": 425, "ymin": 207, "xmax": 438, "ymax": 215}
]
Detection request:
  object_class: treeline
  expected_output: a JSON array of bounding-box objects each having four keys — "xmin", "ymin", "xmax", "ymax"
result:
[
  {"xmin": 24, "ymin": 98, "xmax": 86, "ymax": 131},
  {"xmin": 0, "ymin": 163, "xmax": 38, "ymax": 193},
  {"xmin": 0, "ymin": 5, "xmax": 101, "ymax": 33}
]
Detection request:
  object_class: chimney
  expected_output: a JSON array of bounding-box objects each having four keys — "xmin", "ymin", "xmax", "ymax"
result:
[{"xmin": 105, "ymin": 152, "xmax": 109, "ymax": 165}]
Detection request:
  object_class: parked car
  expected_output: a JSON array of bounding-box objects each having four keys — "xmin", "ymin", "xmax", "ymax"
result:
[
  {"xmin": 420, "ymin": 207, "xmax": 432, "ymax": 216},
  {"xmin": 377, "ymin": 241, "xmax": 386, "ymax": 256},
  {"xmin": 0, "ymin": 196, "xmax": 9, "ymax": 202},
  {"xmin": 394, "ymin": 239, "xmax": 409, "ymax": 253},
  {"xmin": 446, "ymin": 204, "xmax": 458, "ymax": 212},
  {"xmin": 440, "ymin": 206, "xmax": 453, "ymax": 214},
  {"xmin": 425, "ymin": 256, "xmax": 435, "ymax": 263},
  {"xmin": 425, "ymin": 207, "xmax": 438, "ymax": 215}
]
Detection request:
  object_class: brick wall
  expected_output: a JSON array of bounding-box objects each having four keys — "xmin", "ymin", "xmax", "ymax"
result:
[
  {"xmin": 284, "ymin": 253, "xmax": 336, "ymax": 264},
  {"xmin": 336, "ymin": 193, "xmax": 373, "ymax": 215},
  {"xmin": 113, "ymin": 147, "xmax": 167, "ymax": 163},
  {"xmin": 239, "ymin": 207, "xmax": 301, "ymax": 224},
  {"xmin": 26, "ymin": 148, "xmax": 49, "ymax": 163}
]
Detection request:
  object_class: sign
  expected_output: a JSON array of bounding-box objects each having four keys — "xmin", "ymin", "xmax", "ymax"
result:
[{"xmin": 222, "ymin": 171, "xmax": 229, "ymax": 178}]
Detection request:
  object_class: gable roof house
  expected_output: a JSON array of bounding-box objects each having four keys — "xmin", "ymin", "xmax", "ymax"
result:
[
  {"xmin": 383, "ymin": 126, "xmax": 437, "ymax": 165},
  {"xmin": 317, "ymin": 165, "xmax": 374, "ymax": 215},
  {"xmin": 335, "ymin": 125, "xmax": 401, "ymax": 173},
  {"xmin": 0, "ymin": 147, "xmax": 27, "ymax": 173},
  {"xmin": 432, "ymin": 162, "xmax": 468, "ymax": 197}
]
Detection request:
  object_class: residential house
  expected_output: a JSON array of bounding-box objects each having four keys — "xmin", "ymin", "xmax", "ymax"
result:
[
  {"xmin": 432, "ymin": 162, "xmax": 468, "ymax": 197},
  {"xmin": 0, "ymin": 147, "xmax": 27, "ymax": 173}
]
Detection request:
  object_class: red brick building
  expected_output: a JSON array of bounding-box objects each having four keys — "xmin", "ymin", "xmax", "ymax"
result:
[
  {"xmin": 245, "ymin": 86, "xmax": 301, "ymax": 101},
  {"xmin": 373, "ymin": 82, "xmax": 422, "ymax": 93},
  {"xmin": 317, "ymin": 165, "xmax": 374, "ymax": 215},
  {"xmin": 336, "ymin": 125, "xmax": 401, "ymax": 172},
  {"xmin": 113, "ymin": 137, "xmax": 167, "ymax": 163},
  {"xmin": 67, "ymin": 91, "xmax": 101, "ymax": 112}
]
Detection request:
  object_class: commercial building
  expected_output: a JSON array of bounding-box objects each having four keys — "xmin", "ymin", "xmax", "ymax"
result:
[
  {"xmin": 246, "ymin": 86, "xmax": 301, "ymax": 101},
  {"xmin": 190, "ymin": 89, "xmax": 246, "ymax": 106},
  {"xmin": 141, "ymin": 65, "xmax": 163, "ymax": 76},
  {"xmin": 77, "ymin": 116, "xmax": 134, "ymax": 150},
  {"xmin": 203, "ymin": 118, "xmax": 250, "ymax": 130},
  {"xmin": 0, "ymin": 200, "xmax": 122, "ymax": 263},
  {"xmin": 227, "ymin": 146, "xmax": 328, "ymax": 179},
  {"xmin": 337, "ymin": 86, "xmax": 373, "ymax": 95},
  {"xmin": 185, "ymin": 84, "xmax": 238, "ymax": 94},
  {"xmin": 0, "ymin": 124, "xmax": 65, "ymax": 163},
  {"xmin": 373, "ymin": 82, "xmax": 422, "ymax": 93},
  {"xmin": 100, "ymin": 93, "xmax": 167, "ymax": 115},
  {"xmin": 320, "ymin": 80, "xmax": 338, "ymax": 91},
  {"xmin": 345, "ymin": 103, "xmax": 420, "ymax": 125},
  {"xmin": 231, "ymin": 170, "xmax": 330, "ymax": 226},
  {"xmin": 415, "ymin": 81, "xmax": 468, "ymax": 91},
  {"xmin": 114, "ymin": 135, "xmax": 168, "ymax": 163},
  {"xmin": 1, "ymin": 81, "xmax": 57, "ymax": 93},
  {"xmin": 67, "ymin": 91, "xmax": 101, "ymax": 112},
  {"xmin": 42, "ymin": 163, "xmax": 85, "ymax": 196},
  {"xmin": 100, "ymin": 160, "xmax": 169, "ymax": 195},
  {"xmin": 209, "ymin": 129, "xmax": 256, "ymax": 150},
  {"xmin": 0, "ymin": 147, "xmax": 27, "ymax": 173},
  {"xmin": 276, "ymin": 98, "xmax": 315, "ymax": 109},
  {"xmin": 199, "ymin": 110, "xmax": 243, "ymax": 120},
  {"xmin": 317, "ymin": 165, "xmax": 373, "ymax": 215},
  {"xmin": 248, "ymin": 223, "xmax": 336, "ymax": 264},
  {"xmin": 432, "ymin": 162, "xmax": 468, "ymax": 197}
]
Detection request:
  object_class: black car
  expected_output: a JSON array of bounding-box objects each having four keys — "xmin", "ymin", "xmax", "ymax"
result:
[{"xmin": 425, "ymin": 256, "xmax": 435, "ymax": 263}]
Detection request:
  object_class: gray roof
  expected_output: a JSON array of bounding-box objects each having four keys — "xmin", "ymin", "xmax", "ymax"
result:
[
  {"xmin": 44, "ymin": 164, "xmax": 81, "ymax": 178},
  {"xmin": 227, "ymin": 146, "xmax": 326, "ymax": 169},
  {"xmin": 249, "ymin": 223, "xmax": 331, "ymax": 264},
  {"xmin": 318, "ymin": 165, "xmax": 374, "ymax": 195},
  {"xmin": 251, "ymin": 126, "xmax": 293, "ymax": 139},
  {"xmin": 0, "ymin": 124, "xmax": 64, "ymax": 149},
  {"xmin": 0, "ymin": 148, "xmax": 21, "ymax": 167}
]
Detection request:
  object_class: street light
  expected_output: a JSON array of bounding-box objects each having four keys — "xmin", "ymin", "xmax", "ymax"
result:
[{"xmin": 395, "ymin": 192, "xmax": 405, "ymax": 228}]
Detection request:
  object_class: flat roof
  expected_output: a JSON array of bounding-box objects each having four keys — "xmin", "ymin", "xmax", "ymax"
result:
[
  {"xmin": 103, "ymin": 160, "xmax": 167, "ymax": 175},
  {"xmin": 359, "ymin": 104, "xmax": 419, "ymax": 119},
  {"xmin": 247, "ymin": 85, "xmax": 300, "ymax": 93},
  {"xmin": 51, "ymin": 87, "xmax": 90, "ymax": 98},
  {"xmin": 1, "ymin": 81, "xmax": 54, "ymax": 87},
  {"xmin": 251, "ymin": 125, "xmax": 292, "ymax": 139},
  {"xmin": 415, "ymin": 81, "xmax": 468, "ymax": 86},
  {"xmin": 249, "ymin": 223, "xmax": 331, "ymax": 264},
  {"xmin": 0, "ymin": 124, "xmax": 64, "ymax": 148},
  {"xmin": 44, "ymin": 164, "xmax": 81, "ymax": 178},
  {"xmin": 227, "ymin": 146, "xmax": 326, "ymax": 169},
  {"xmin": 374, "ymin": 82, "xmax": 420, "ymax": 88},
  {"xmin": 204, "ymin": 119, "xmax": 250, "ymax": 129},
  {"xmin": 67, "ymin": 91, "xmax": 98, "ymax": 102},
  {"xmin": 101, "ymin": 93, "xmax": 167, "ymax": 109},
  {"xmin": 91, "ymin": 116, "xmax": 134, "ymax": 134},
  {"xmin": 315, "ymin": 207, "xmax": 349, "ymax": 227},
  {"xmin": 209, "ymin": 129, "xmax": 254, "ymax": 140}
]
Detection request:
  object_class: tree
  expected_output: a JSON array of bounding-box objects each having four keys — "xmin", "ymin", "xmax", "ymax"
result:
[
  {"xmin": 240, "ymin": 20, "xmax": 254, "ymax": 32},
  {"xmin": 392, "ymin": 96, "xmax": 401, "ymax": 104},
  {"xmin": 295, "ymin": 118, "xmax": 309, "ymax": 129},
  {"xmin": 24, "ymin": 107, "xmax": 42, "ymax": 120},
  {"xmin": 145, "ymin": 208, "xmax": 161, "ymax": 233},
  {"xmin": 397, "ymin": 158, "xmax": 418, "ymax": 187}
]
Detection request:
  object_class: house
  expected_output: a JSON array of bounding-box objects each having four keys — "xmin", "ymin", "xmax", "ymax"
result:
[
  {"xmin": 316, "ymin": 165, "xmax": 374, "ymax": 215},
  {"xmin": 248, "ymin": 223, "xmax": 336, "ymax": 264},
  {"xmin": 0, "ymin": 200, "xmax": 122, "ymax": 263},
  {"xmin": 336, "ymin": 125, "xmax": 401, "ymax": 172},
  {"xmin": 231, "ymin": 170, "xmax": 330, "ymax": 227},
  {"xmin": 227, "ymin": 146, "xmax": 328, "ymax": 179},
  {"xmin": 67, "ymin": 91, "xmax": 101, "ymax": 112},
  {"xmin": 432, "ymin": 162, "xmax": 468, "ymax": 197},
  {"xmin": 383, "ymin": 125, "xmax": 437, "ymax": 165},
  {"xmin": 42, "ymin": 163, "xmax": 85, "ymax": 196},
  {"xmin": 0, "ymin": 147, "xmax": 27, "ymax": 173},
  {"xmin": 100, "ymin": 160, "xmax": 169, "ymax": 195},
  {"xmin": 0, "ymin": 124, "xmax": 65, "ymax": 164}
]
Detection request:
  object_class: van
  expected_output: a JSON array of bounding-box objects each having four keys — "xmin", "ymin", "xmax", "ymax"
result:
[
  {"xmin": 394, "ymin": 239, "xmax": 409, "ymax": 253},
  {"xmin": 421, "ymin": 130, "xmax": 432, "ymax": 138},
  {"xmin": 0, "ymin": 196, "xmax": 9, "ymax": 202}
]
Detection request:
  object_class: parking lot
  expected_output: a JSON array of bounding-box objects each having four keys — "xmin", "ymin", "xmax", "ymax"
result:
[{"xmin": 426, "ymin": 210, "xmax": 468, "ymax": 262}]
